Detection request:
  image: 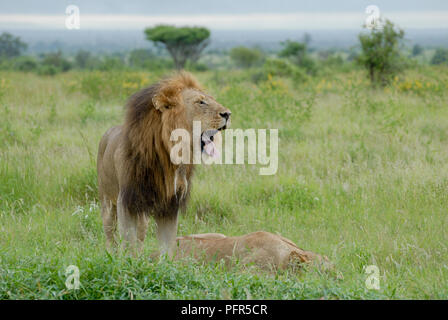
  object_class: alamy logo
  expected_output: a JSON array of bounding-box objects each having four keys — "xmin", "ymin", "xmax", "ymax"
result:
[
  {"xmin": 65, "ymin": 5, "xmax": 80, "ymax": 30},
  {"xmin": 364, "ymin": 265, "xmax": 380, "ymax": 290},
  {"xmin": 170, "ymin": 121, "xmax": 278, "ymax": 175},
  {"xmin": 65, "ymin": 265, "xmax": 80, "ymax": 290},
  {"xmin": 365, "ymin": 5, "xmax": 383, "ymax": 30}
]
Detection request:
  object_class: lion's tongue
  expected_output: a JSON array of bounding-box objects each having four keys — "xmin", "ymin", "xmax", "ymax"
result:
[
  {"xmin": 203, "ymin": 140, "xmax": 219, "ymax": 158},
  {"xmin": 202, "ymin": 130, "xmax": 220, "ymax": 159}
]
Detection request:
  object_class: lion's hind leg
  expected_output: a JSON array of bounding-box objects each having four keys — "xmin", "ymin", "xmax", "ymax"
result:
[
  {"xmin": 101, "ymin": 198, "xmax": 117, "ymax": 250},
  {"xmin": 116, "ymin": 194, "xmax": 140, "ymax": 256}
]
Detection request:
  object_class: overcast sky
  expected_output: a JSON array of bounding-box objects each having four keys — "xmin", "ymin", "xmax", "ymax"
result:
[{"xmin": 1, "ymin": 0, "xmax": 448, "ymax": 30}]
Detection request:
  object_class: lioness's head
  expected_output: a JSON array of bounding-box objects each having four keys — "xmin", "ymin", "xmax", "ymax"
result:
[{"xmin": 151, "ymin": 72, "xmax": 231, "ymax": 158}]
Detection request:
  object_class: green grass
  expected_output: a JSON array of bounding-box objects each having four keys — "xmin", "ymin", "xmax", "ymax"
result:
[{"xmin": 1, "ymin": 67, "xmax": 448, "ymax": 299}]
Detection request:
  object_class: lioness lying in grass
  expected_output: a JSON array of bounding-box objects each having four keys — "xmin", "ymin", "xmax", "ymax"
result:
[{"xmin": 158, "ymin": 231, "xmax": 331, "ymax": 272}]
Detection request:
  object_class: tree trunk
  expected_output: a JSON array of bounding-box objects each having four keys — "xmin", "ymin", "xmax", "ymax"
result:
[{"xmin": 369, "ymin": 66, "xmax": 375, "ymax": 84}]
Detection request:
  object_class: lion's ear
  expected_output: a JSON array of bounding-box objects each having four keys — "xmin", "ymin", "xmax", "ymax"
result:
[
  {"xmin": 152, "ymin": 94, "xmax": 174, "ymax": 111},
  {"xmin": 152, "ymin": 95, "xmax": 165, "ymax": 111}
]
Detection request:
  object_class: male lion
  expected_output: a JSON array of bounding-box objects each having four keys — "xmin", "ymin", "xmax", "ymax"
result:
[{"xmin": 97, "ymin": 72, "xmax": 231, "ymax": 256}]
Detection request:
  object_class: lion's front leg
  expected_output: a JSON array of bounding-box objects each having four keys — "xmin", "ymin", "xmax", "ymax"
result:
[
  {"xmin": 155, "ymin": 213, "xmax": 179, "ymax": 258},
  {"xmin": 137, "ymin": 213, "xmax": 149, "ymax": 252},
  {"xmin": 117, "ymin": 193, "xmax": 139, "ymax": 256}
]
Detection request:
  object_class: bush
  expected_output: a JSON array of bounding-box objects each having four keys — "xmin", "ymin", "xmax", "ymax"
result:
[
  {"xmin": 129, "ymin": 49, "xmax": 154, "ymax": 68},
  {"xmin": 279, "ymin": 40, "xmax": 317, "ymax": 75},
  {"xmin": 40, "ymin": 51, "xmax": 72, "ymax": 74},
  {"xmin": 319, "ymin": 51, "xmax": 344, "ymax": 66},
  {"xmin": 98, "ymin": 56, "xmax": 125, "ymax": 71},
  {"xmin": 37, "ymin": 64, "xmax": 59, "ymax": 76},
  {"xmin": 412, "ymin": 44, "xmax": 424, "ymax": 57},
  {"xmin": 75, "ymin": 50, "xmax": 93, "ymax": 69},
  {"xmin": 431, "ymin": 48, "xmax": 448, "ymax": 65},
  {"xmin": 257, "ymin": 58, "xmax": 308, "ymax": 83},
  {"xmin": 230, "ymin": 46, "xmax": 263, "ymax": 68},
  {"xmin": 13, "ymin": 56, "xmax": 38, "ymax": 72}
]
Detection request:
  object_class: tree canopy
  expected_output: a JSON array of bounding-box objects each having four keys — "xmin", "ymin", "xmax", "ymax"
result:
[
  {"xmin": 357, "ymin": 20, "xmax": 405, "ymax": 86},
  {"xmin": 145, "ymin": 25, "xmax": 210, "ymax": 69},
  {"xmin": 0, "ymin": 32, "xmax": 27, "ymax": 59}
]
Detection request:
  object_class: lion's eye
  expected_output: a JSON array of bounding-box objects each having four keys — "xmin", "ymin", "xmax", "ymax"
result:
[{"xmin": 199, "ymin": 100, "xmax": 207, "ymax": 105}]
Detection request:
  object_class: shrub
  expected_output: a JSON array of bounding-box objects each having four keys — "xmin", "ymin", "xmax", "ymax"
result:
[
  {"xmin": 40, "ymin": 51, "xmax": 72, "ymax": 74},
  {"xmin": 279, "ymin": 40, "xmax": 317, "ymax": 75},
  {"xmin": 13, "ymin": 56, "xmax": 38, "ymax": 72},
  {"xmin": 357, "ymin": 20, "xmax": 405, "ymax": 86},
  {"xmin": 412, "ymin": 44, "xmax": 424, "ymax": 57},
  {"xmin": 259, "ymin": 58, "xmax": 309, "ymax": 83},
  {"xmin": 129, "ymin": 49, "xmax": 154, "ymax": 68},
  {"xmin": 431, "ymin": 48, "xmax": 448, "ymax": 65},
  {"xmin": 37, "ymin": 64, "xmax": 59, "ymax": 76},
  {"xmin": 230, "ymin": 46, "xmax": 263, "ymax": 68},
  {"xmin": 98, "ymin": 56, "xmax": 126, "ymax": 71},
  {"xmin": 75, "ymin": 50, "xmax": 92, "ymax": 69}
]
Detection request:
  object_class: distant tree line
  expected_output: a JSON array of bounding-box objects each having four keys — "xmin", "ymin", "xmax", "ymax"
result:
[
  {"xmin": 1, "ymin": 26, "xmax": 448, "ymax": 83},
  {"xmin": 0, "ymin": 32, "xmax": 27, "ymax": 58}
]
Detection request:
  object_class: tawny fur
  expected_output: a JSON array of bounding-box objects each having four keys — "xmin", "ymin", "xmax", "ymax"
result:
[
  {"xmin": 153, "ymin": 231, "xmax": 332, "ymax": 272},
  {"xmin": 119, "ymin": 73, "xmax": 202, "ymax": 215},
  {"xmin": 97, "ymin": 72, "xmax": 231, "ymax": 255}
]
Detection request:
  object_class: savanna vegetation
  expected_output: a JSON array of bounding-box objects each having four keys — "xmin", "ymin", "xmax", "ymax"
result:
[{"xmin": 0, "ymin": 22, "xmax": 448, "ymax": 299}]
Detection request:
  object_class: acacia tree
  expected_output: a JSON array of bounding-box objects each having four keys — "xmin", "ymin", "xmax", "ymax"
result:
[
  {"xmin": 357, "ymin": 20, "xmax": 405, "ymax": 86},
  {"xmin": 145, "ymin": 25, "xmax": 210, "ymax": 69}
]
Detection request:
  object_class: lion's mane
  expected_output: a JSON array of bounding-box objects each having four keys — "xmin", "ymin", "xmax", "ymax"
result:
[{"xmin": 120, "ymin": 72, "xmax": 201, "ymax": 217}]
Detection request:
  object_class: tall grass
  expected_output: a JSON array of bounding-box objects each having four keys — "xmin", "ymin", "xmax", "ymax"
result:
[{"xmin": 0, "ymin": 67, "xmax": 447, "ymax": 299}]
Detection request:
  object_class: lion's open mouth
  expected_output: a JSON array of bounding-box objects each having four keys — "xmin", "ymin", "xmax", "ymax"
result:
[{"xmin": 201, "ymin": 129, "xmax": 219, "ymax": 159}]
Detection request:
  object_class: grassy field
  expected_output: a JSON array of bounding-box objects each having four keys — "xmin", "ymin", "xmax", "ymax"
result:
[{"xmin": 1, "ymin": 66, "xmax": 448, "ymax": 299}]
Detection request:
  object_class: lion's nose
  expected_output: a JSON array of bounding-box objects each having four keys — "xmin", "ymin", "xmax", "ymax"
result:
[{"xmin": 220, "ymin": 112, "xmax": 231, "ymax": 121}]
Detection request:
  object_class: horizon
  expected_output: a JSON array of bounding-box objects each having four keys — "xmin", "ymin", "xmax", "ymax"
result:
[
  {"xmin": 6, "ymin": 28, "xmax": 448, "ymax": 55},
  {"xmin": 1, "ymin": 1, "xmax": 447, "ymax": 53},
  {"xmin": 1, "ymin": 11, "xmax": 448, "ymax": 31},
  {"xmin": 1, "ymin": 0, "xmax": 448, "ymax": 30}
]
